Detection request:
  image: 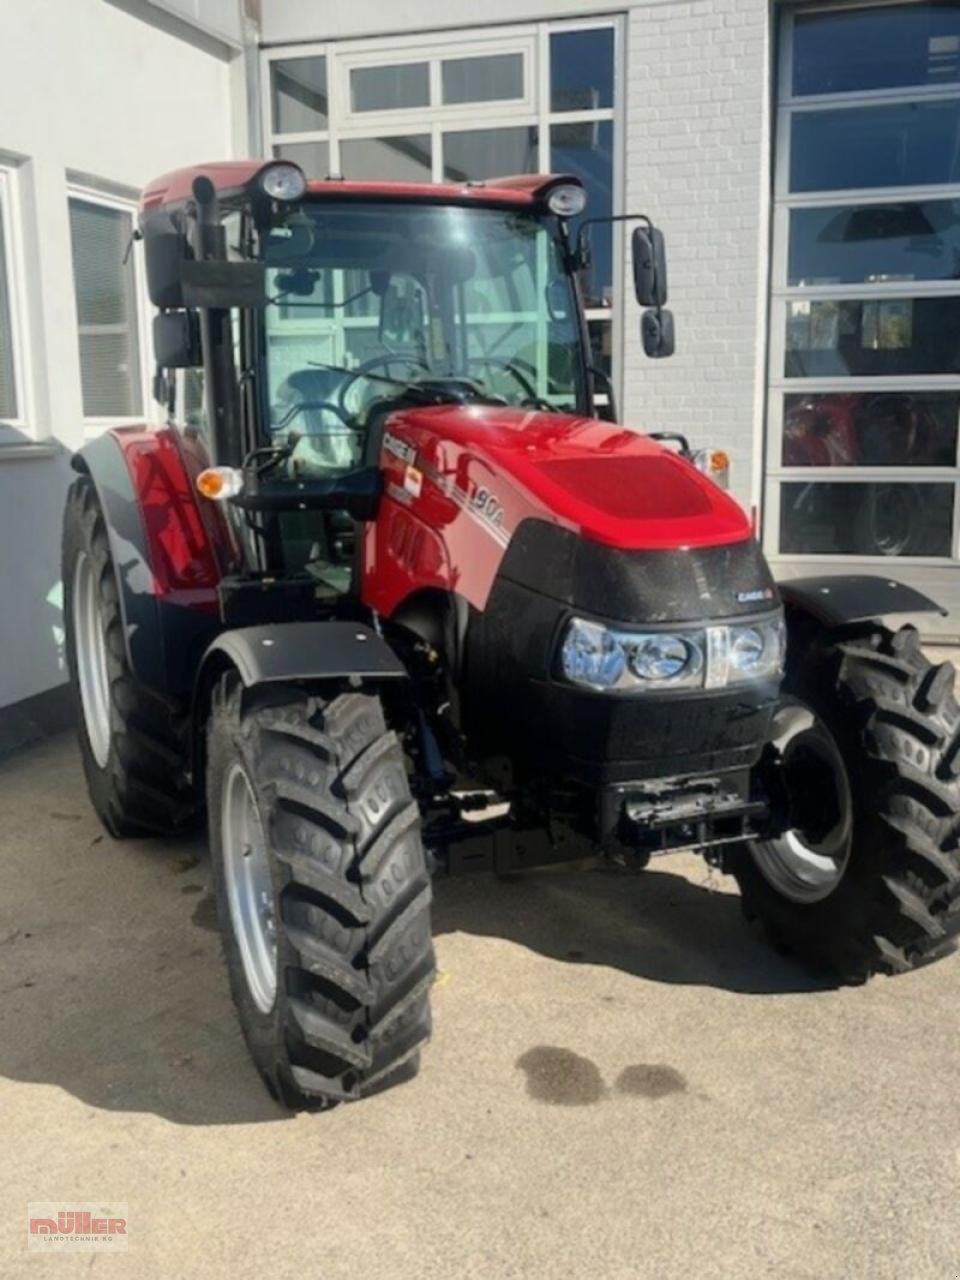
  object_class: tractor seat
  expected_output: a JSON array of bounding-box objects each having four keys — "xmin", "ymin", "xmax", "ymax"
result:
[{"xmin": 277, "ymin": 368, "xmax": 358, "ymax": 470}]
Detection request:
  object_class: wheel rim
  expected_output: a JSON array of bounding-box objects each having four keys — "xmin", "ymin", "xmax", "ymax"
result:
[
  {"xmin": 750, "ymin": 702, "xmax": 853, "ymax": 904},
  {"xmin": 73, "ymin": 550, "xmax": 112, "ymax": 769},
  {"xmin": 221, "ymin": 762, "xmax": 277, "ymax": 1014}
]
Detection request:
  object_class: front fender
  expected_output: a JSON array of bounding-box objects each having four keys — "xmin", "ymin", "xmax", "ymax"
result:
[
  {"xmin": 778, "ymin": 574, "xmax": 947, "ymax": 627},
  {"xmin": 198, "ymin": 622, "xmax": 408, "ymax": 688}
]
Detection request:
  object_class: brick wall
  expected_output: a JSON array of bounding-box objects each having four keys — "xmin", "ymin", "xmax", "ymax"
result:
[{"xmin": 621, "ymin": 0, "xmax": 771, "ymax": 510}]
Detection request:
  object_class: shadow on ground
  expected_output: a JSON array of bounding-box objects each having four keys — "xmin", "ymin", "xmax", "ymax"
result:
[
  {"xmin": 0, "ymin": 736, "xmax": 827, "ymax": 1127},
  {"xmin": 431, "ymin": 862, "xmax": 829, "ymax": 997}
]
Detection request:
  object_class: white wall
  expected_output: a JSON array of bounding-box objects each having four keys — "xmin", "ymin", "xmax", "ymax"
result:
[
  {"xmin": 621, "ymin": 0, "xmax": 771, "ymax": 512},
  {"xmin": 0, "ymin": 0, "xmax": 248, "ymax": 710},
  {"xmin": 262, "ymin": 0, "xmax": 629, "ymax": 43}
]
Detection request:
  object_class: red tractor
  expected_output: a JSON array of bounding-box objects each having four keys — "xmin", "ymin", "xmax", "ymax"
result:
[{"xmin": 63, "ymin": 160, "xmax": 960, "ymax": 1109}]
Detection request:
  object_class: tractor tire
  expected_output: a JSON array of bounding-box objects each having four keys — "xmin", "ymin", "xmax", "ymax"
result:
[
  {"xmin": 731, "ymin": 623, "xmax": 960, "ymax": 982},
  {"xmin": 62, "ymin": 474, "xmax": 196, "ymax": 838},
  {"xmin": 206, "ymin": 676, "xmax": 435, "ymax": 1109}
]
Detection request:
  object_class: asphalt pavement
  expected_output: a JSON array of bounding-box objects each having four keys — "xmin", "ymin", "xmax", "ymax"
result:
[{"xmin": 1, "ymin": 732, "xmax": 958, "ymax": 1278}]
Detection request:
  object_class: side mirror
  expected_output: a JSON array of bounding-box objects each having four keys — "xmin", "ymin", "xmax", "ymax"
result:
[
  {"xmin": 641, "ymin": 308, "xmax": 675, "ymax": 359},
  {"xmin": 143, "ymin": 212, "xmax": 190, "ymax": 309},
  {"xmin": 632, "ymin": 226, "xmax": 668, "ymax": 307},
  {"xmin": 153, "ymin": 311, "xmax": 201, "ymax": 368}
]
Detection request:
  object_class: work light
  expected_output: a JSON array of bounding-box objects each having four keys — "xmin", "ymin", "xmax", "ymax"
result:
[
  {"xmin": 258, "ymin": 162, "xmax": 307, "ymax": 202},
  {"xmin": 546, "ymin": 183, "xmax": 588, "ymax": 217}
]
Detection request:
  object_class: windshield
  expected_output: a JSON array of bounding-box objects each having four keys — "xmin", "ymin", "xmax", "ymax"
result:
[{"xmin": 258, "ymin": 200, "xmax": 586, "ymax": 474}]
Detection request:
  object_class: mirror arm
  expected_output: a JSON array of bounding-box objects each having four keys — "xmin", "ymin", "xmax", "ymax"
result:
[{"xmin": 575, "ymin": 212, "xmax": 651, "ymax": 268}]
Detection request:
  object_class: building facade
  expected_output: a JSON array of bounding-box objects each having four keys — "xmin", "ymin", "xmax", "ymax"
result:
[
  {"xmin": 0, "ymin": 0, "xmax": 254, "ymax": 741},
  {"xmin": 2, "ymin": 0, "xmax": 960, "ymax": 729}
]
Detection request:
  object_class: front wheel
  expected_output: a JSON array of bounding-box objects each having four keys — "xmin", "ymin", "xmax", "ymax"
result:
[
  {"xmin": 731, "ymin": 624, "xmax": 960, "ymax": 981},
  {"xmin": 206, "ymin": 677, "xmax": 435, "ymax": 1109}
]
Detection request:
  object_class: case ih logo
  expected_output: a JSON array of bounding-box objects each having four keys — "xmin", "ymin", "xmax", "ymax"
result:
[{"xmin": 28, "ymin": 1204, "xmax": 128, "ymax": 1252}]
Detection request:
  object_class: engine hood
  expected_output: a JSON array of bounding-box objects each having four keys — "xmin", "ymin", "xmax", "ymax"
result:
[{"xmin": 383, "ymin": 404, "xmax": 750, "ymax": 550}]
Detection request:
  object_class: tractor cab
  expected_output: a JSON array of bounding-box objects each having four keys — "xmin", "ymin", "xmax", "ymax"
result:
[{"xmin": 141, "ymin": 159, "xmax": 674, "ymax": 599}]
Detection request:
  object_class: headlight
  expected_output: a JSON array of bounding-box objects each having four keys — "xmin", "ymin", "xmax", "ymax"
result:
[
  {"xmin": 561, "ymin": 619, "xmax": 704, "ymax": 691},
  {"xmin": 629, "ymin": 634, "xmax": 702, "ymax": 683},
  {"xmin": 560, "ymin": 618, "xmax": 627, "ymax": 689},
  {"xmin": 559, "ymin": 613, "xmax": 783, "ymax": 693}
]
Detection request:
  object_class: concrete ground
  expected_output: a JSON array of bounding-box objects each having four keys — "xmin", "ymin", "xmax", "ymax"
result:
[{"xmin": 1, "ymin": 733, "xmax": 959, "ymax": 1280}]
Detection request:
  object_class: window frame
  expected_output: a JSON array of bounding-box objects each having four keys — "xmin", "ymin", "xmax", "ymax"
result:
[
  {"xmin": 766, "ymin": 3, "xmax": 960, "ymax": 568},
  {"xmin": 260, "ymin": 16, "xmax": 623, "ymax": 407},
  {"xmin": 0, "ymin": 163, "xmax": 35, "ymax": 442},
  {"xmin": 67, "ymin": 183, "xmax": 155, "ymax": 433}
]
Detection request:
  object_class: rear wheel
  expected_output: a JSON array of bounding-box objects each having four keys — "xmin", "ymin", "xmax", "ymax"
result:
[
  {"xmin": 206, "ymin": 676, "xmax": 435, "ymax": 1109},
  {"xmin": 732, "ymin": 623, "xmax": 960, "ymax": 981},
  {"xmin": 62, "ymin": 474, "xmax": 196, "ymax": 837}
]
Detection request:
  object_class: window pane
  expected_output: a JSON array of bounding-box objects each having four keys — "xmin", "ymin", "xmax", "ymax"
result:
[
  {"xmin": 442, "ymin": 53, "xmax": 523, "ymax": 104},
  {"xmin": 443, "ymin": 127, "xmax": 537, "ymax": 182},
  {"xmin": 340, "ymin": 136, "xmax": 432, "ymax": 183},
  {"xmin": 784, "ymin": 297, "xmax": 960, "ymax": 377},
  {"xmin": 69, "ymin": 199, "xmax": 141, "ymax": 418},
  {"xmin": 793, "ymin": 4, "xmax": 960, "ymax": 97},
  {"xmin": 550, "ymin": 27, "xmax": 615, "ymax": 111},
  {"xmin": 790, "ymin": 101, "xmax": 960, "ymax": 192},
  {"xmin": 783, "ymin": 392, "xmax": 960, "ymax": 466},
  {"xmin": 271, "ymin": 57, "xmax": 327, "ymax": 134},
  {"xmin": 589, "ymin": 318, "xmax": 612, "ymax": 380},
  {"xmin": 275, "ymin": 141, "xmax": 329, "ymax": 178},
  {"xmin": 550, "ymin": 120, "xmax": 614, "ymax": 308},
  {"xmin": 788, "ymin": 199, "xmax": 960, "ymax": 285},
  {"xmin": 0, "ymin": 191, "xmax": 17, "ymax": 420},
  {"xmin": 779, "ymin": 481, "xmax": 953, "ymax": 556},
  {"xmin": 351, "ymin": 63, "xmax": 429, "ymax": 113},
  {"xmin": 261, "ymin": 202, "xmax": 584, "ymax": 442}
]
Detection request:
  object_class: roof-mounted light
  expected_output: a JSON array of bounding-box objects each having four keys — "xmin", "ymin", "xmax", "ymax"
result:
[
  {"xmin": 258, "ymin": 162, "xmax": 306, "ymax": 202},
  {"xmin": 546, "ymin": 183, "xmax": 587, "ymax": 218}
]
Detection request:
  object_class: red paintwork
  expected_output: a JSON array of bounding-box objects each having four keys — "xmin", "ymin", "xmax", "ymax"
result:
[
  {"xmin": 110, "ymin": 427, "xmax": 227, "ymax": 612},
  {"xmin": 140, "ymin": 160, "xmax": 579, "ymax": 219},
  {"xmin": 362, "ymin": 407, "xmax": 751, "ymax": 617},
  {"xmin": 117, "ymin": 412, "xmax": 748, "ymax": 624}
]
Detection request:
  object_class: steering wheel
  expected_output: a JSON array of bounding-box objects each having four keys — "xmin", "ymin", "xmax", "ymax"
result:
[
  {"xmin": 337, "ymin": 354, "xmax": 431, "ymax": 414},
  {"xmin": 465, "ymin": 355, "xmax": 549, "ymax": 408},
  {"xmin": 272, "ymin": 399, "xmax": 356, "ymax": 433}
]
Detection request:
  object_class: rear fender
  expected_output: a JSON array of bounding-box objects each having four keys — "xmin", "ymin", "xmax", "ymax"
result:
[{"xmin": 71, "ymin": 427, "xmax": 223, "ymax": 699}]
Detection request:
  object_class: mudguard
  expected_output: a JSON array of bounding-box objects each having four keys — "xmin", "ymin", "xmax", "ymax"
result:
[
  {"xmin": 199, "ymin": 622, "xmax": 407, "ymax": 687},
  {"xmin": 71, "ymin": 428, "xmax": 224, "ymax": 699},
  {"xmin": 778, "ymin": 574, "xmax": 947, "ymax": 627}
]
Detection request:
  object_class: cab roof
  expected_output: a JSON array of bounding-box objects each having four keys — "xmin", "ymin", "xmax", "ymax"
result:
[{"xmin": 140, "ymin": 160, "xmax": 580, "ymax": 219}]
